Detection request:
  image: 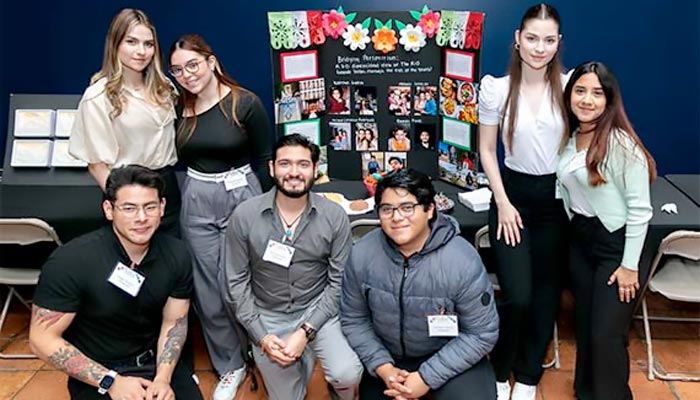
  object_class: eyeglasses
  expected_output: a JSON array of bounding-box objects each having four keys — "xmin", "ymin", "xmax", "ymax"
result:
[
  {"xmin": 111, "ymin": 202, "xmax": 161, "ymax": 217},
  {"xmin": 169, "ymin": 59, "xmax": 206, "ymax": 77},
  {"xmin": 377, "ymin": 202, "xmax": 421, "ymax": 219}
]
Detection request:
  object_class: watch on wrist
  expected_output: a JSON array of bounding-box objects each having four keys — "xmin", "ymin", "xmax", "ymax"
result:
[
  {"xmin": 301, "ymin": 322, "xmax": 317, "ymax": 342},
  {"xmin": 97, "ymin": 370, "xmax": 117, "ymax": 395}
]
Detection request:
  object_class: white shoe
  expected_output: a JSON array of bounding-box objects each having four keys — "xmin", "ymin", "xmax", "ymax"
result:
[
  {"xmin": 496, "ymin": 380, "xmax": 511, "ymax": 400},
  {"xmin": 212, "ymin": 367, "xmax": 246, "ymax": 400},
  {"xmin": 511, "ymin": 382, "xmax": 536, "ymax": 400}
]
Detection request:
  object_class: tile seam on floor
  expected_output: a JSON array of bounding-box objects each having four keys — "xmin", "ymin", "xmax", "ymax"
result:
[{"xmin": 8, "ymin": 368, "xmax": 39, "ymax": 400}]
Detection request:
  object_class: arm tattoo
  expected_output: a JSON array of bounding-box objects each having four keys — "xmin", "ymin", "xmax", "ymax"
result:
[
  {"xmin": 31, "ymin": 307, "xmax": 65, "ymax": 328},
  {"xmin": 157, "ymin": 315, "xmax": 187, "ymax": 366},
  {"xmin": 47, "ymin": 341, "xmax": 108, "ymax": 383}
]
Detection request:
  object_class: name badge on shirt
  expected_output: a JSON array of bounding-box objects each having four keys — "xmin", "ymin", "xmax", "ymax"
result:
[
  {"xmin": 262, "ymin": 239, "xmax": 295, "ymax": 268},
  {"xmin": 108, "ymin": 262, "xmax": 146, "ymax": 297},
  {"xmin": 224, "ymin": 171, "xmax": 248, "ymax": 191},
  {"xmin": 427, "ymin": 315, "xmax": 459, "ymax": 337}
]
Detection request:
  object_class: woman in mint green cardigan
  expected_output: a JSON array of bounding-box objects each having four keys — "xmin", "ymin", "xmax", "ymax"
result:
[{"xmin": 557, "ymin": 61, "xmax": 656, "ymax": 400}]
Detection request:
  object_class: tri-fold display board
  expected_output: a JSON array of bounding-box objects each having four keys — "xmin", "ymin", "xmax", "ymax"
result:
[{"xmin": 268, "ymin": 6, "xmax": 485, "ymax": 190}]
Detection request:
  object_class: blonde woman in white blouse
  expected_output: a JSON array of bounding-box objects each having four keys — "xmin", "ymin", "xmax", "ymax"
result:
[
  {"xmin": 478, "ymin": 4, "xmax": 570, "ymax": 400},
  {"xmin": 69, "ymin": 8, "xmax": 181, "ymax": 237}
]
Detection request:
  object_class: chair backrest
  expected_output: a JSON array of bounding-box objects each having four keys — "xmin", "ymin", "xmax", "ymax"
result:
[
  {"xmin": 350, "ymin": 219, "xmax": 381, "ymax": 243},
  {"xmin": 0, "ymin": 218, "xmax": 62, "ymax": 246},
  {"xmin": 474, "ymin": 225, "xmax": 490, "ymax": 250},
  {"xmin": 658, "ymin": 230, "xmax": 700, "ymax": 261}
]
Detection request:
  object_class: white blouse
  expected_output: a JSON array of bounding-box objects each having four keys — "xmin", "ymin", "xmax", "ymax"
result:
[
  {"xmin": 69, "ymin": 77, "xmax": 177, "ymax": 169},
  {"xmin": 559, "ymin": 149, "xmax": 596, "ymax": 217},
  {"xmin": 478, "ymin": 72, "xmax": 571, "ymax": 175}
]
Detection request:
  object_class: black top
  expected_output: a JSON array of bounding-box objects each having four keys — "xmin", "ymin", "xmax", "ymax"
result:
[
  {"xmin": 177, "ymin": 89, "xmax": 273, "ymax": 190},
  {"xmin": 33, "ymin": 226, "xmax": 193, "ymax": 363}
]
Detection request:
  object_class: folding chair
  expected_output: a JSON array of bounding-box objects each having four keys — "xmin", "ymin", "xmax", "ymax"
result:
[
  {"xmin": 474, "ymin": 225, "xmax": 561, "ymax": 369},
  {"xmin": 637, "ymin": 230, "xmax": 700, "ymax": 381},
  {"xmin": 0, "ymin": 218, "xmax": 62, "ymax": 359},
  {"xmin": 350, "ymin": 218, "xmax": 381, "ymax": 243}
]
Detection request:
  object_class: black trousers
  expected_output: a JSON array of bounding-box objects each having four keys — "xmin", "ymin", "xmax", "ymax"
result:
[
  {"xmin": 569, "ymin": 214, "xmax": 635, "ymax": 400},
  {"xmin": 488, "ymin": 168, "xmax": 568, "ymax": 384},
  {"xmin": 359, "ymin": 357, "xmax": 496, "ymax": 400},
  {"xmin": 157, "ymin": 166, "xmax": 182, "ymax": 239},
  {"xmin": 66, "ymin": 355, "xmax": 202, "ymax": 399}
]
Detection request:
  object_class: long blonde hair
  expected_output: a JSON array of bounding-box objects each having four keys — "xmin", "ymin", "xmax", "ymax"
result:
[{"xmin": 91, "ymin": 8, "xmax": 175, "ymax": 119}]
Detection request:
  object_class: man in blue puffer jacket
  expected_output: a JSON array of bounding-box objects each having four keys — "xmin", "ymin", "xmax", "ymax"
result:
[{"xmin": 341, "ymin": 168, "xmax": 498, "ymax": 399}]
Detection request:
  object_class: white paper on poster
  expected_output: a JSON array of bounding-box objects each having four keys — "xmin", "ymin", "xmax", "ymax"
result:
[
  {"xmin": 442, "ymin": 118, "xmax": 471, "ymax": 149},
  {"xmin": 50, "ymin": 140, "xmax": 88, "ymax": 167},
  {"xmin": 14, "ymin": 109, "xmax": 55, "ymax": 137},
  {"xmin": 284, "ymin": 119, "xmax": 321, "ymax": 145},
  {"xmin": 445, "ymin": 51, "xmax": 474, "ymax": 82},
  {"xmin": 282, "ymin": 52, "xmax": 317, "ymax": 81},
  {"xmin": 11, "ymin": 139, "xmax": 52, "ymax": 167},
  {"xmin": 54, "ymin": 109, "xmax": 78, "ymax": 137}
]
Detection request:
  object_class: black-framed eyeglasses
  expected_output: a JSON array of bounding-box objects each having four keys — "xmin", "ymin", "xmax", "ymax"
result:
[
  {"xmin": 169, "ymin": 59, "xmax": 206, "ymax": 77},
  {"xmin": 111, "ymin": 202, "xmax": 161, "ymax": 217},
  {"xmin": 377, "ymin": 202, "xmax": 421, "ymax": 219}
]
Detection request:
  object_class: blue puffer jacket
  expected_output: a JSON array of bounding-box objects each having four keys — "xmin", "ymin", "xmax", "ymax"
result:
[{"xmin": 340, "ymin": 213, "xmax": 498, "ymax": 389}]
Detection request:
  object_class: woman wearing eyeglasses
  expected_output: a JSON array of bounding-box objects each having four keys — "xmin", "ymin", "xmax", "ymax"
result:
[
  {"xmin": 168, "ymin": 34, "xmax": 273, "ymax": 400},
  {"xmin": 69, "ymin": 8, "xmax": 181, "ymax": 237}
]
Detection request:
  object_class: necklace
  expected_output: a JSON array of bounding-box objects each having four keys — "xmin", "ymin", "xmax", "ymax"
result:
[{"xmin": 279, "ymin": 210, "xmax": 304, "ymax": 240}]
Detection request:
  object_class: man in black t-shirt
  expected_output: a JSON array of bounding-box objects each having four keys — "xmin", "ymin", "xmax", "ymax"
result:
[{"xmin": 29, "ymin": 165, "xmax": 202, "ymax": 400}]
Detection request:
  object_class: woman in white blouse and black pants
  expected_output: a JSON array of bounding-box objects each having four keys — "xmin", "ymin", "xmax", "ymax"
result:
[{"xmin": 478, "ymin": 4, "xmax": 570, "ymax": 399}]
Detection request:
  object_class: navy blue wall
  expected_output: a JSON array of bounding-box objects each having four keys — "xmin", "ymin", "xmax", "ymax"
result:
[{"xmin": 1, "ymin": 0, "xmax": 698, "ymax": 174}]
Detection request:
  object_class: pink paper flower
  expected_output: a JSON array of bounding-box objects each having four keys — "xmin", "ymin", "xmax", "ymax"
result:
[
  {"xmin": 371, "ymin": 27, "xmax": 398, "ymax": 54},
  {"xmin": 418, "ymin": 10, "xmax": 440, "ymax": 38},
  {"xmin": 322, "ymin": 10, "xmax": 348, "ymax": 39}
]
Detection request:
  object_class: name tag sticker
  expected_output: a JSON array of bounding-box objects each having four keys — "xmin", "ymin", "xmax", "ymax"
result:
[
  {"xmin": 262, "ymin": 239, "xmax": 295, "ymax": 268},
  {"xmin": 107, "ymin": 262, "xmax": 146, "ymax": 297},
  {"xmin": 427, "ymin": 315, "xmax": 459, "ymax": 337},
  {"xmin": 224, "ymin": 171, "xmax": 248, "ymax": 191}
]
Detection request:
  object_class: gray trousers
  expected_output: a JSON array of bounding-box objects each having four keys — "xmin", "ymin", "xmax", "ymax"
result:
[
  {"xmin": 252, "ymin": 307, "xmax": 363, "ymax": 400},
  {"xmin": 180, "ymin": 171, "xmax": 262, "ymax": 375}
]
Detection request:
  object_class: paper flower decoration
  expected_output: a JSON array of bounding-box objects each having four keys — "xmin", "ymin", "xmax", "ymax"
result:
[
  {"xmin": 465, "ymin": 12, "xmax": 485, "ymax": 50},
  {"xmin": 371, "ymin": 26, "xmax": 398, "ymax": 54},
  {"xmin": 342, "ymin": 23, "xmax": 371, "ymax": 51},
  {"xmin": 418, "ymin": 10, "xmax": 440, "ymax": 38},
  {"xmin": 322, "ymin": 10, "xmax": 348, "ymax": 39},
  {"xmin": 307, "ymin": 11, "xmax": 326, "ymax": 45},
  {"xmin": 399, "ymin": 24, "xmax": 426, "ymax": 52}
]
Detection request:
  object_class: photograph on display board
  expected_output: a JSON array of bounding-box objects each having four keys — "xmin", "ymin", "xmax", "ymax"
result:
[
  {"xmin": 414, "ymin": 123, "xmax": 436, "ymax": 151},
  {"xmin": 385, "ymin": 152, "xmax": 407, "ymax": 171},
  {"xmin": 438, "ymin": 141, "xmax": 478, "ymax": 190},
  {"xmin": 299, "ymin": 78, "xmax": 326, "ymax": 119},
  {"xmin": 275, "ymin": 82, "xmax": 303, "ymax": 124},
  {"xmin": 354, "ymin": 86, "xmax": 378, "ymax": 115},
  {"xmin": 387, "ymin": 86, "xmax": 412, "ymax": 116},
  {"xmin": 388, "ymin": 123, "xmax": 411, "ymax": 151},
  {"xmin": 284, "ymin": 118, "xmax": 321, "ymax": 145},
  {"xmin": 439, "ymin": 77, "xmax": 458, "ymax": 118},
  {"xmin": 329, "ymin": 121, "xmax": 352, "ymax": 150},
  {"xmin": 317, "ymin": 145, "xmax": 329, "ymax": 181},
  {"xmin": 354, "ymin": 122, "xmax": 379, "ymax": 151},
  {"xmin": 414, "ymin": 85, "xmax": 438, "ymax": 116},
  {"xmin": 361, "ymin": 151, "xmax": 385, "ymax": 178},
  {"xmin": 328, "ymin": 85, "xmax": 350, "ymax": 115}
]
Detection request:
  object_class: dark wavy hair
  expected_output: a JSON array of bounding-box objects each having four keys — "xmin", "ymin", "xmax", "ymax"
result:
[
  {"xmin": 105, "ymin": 165, "xmax": 165, "ymax": 202},
  {"xmin": 273, "ymin": 134, "xmax": 320, "ymax": 164},
  {"xmin": 375, "ymin": 168, "xmax": 437, "ymax": 222}
]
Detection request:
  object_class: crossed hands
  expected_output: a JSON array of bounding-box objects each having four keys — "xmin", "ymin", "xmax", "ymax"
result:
[
  {"xmin": 108, "ymin": 375, "xmax": 174, "ymax": 400},
  {"xmin": 376, "ymin": 363, "xmax": 430, "ymax": 400},
  {"xmin": 259, "ymin": 329, "xmax": 308, "ymax": 367}
]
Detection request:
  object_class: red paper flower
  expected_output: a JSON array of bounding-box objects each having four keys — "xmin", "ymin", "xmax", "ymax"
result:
[
  {"xmin": 418, "ymin": 10, "xmax": 440, "ymax": 38},
  {"xmin": 465, "ymin": 12, "xmax": 484, "ymax": 50},
  {"xmin": 322, "ymin": 10, "xmax": 348, "ymax": 39},
  {"xmin": 371, "ymin": 27, "xmax": 398, "ymax": 54},
  {"xmin": 307, "ymin": 11, "xmax": 326, "ymax": 45}
]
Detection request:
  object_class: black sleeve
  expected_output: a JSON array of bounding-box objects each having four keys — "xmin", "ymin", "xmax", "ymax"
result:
[
  {"xmin": 170, "ymin": 246, "xmax": 194, "ymax": 299},
  {"xmin": 33, "ymin": 247, "xmax": 83, "ymax": 312},
  {"xmin": 239, "ymin": 90, "xmax": 274, "ymax": 191}
]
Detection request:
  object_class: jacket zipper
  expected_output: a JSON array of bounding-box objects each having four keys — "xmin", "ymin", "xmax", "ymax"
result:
[{"xmin": 399, "ymin": 258, "xmax": 408, "ymax": 357}]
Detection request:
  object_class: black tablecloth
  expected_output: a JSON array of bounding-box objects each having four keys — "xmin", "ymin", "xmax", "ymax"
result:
[{"xmin": 665, "ymin": 174, "xmax": 700, "ymax": 208}]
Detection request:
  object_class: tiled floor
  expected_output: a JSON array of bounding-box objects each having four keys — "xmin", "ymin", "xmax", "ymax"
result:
[{"xmin": 0, "ymin": 290, "xmax": 698, "ymax": 399}]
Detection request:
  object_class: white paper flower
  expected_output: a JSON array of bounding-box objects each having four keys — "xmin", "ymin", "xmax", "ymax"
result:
[
  {"xmin": 342, "ymin": 23, "xmax": 371, "ymax": 51},
  {"xmin": 399, "ymin": 24, "xmax": 427, "ymax": 52}
]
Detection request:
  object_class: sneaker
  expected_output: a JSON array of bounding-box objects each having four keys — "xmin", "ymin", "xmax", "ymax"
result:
[
  {"xmin": 511, "ymin": 382, "xmax": 536, "ymax": 400},
  {"xmin": 212, "ymin": 367, "xmax": 246, "ymax": 400},
  {"xmin": 496, "ymin": 380, "xmax": 511, "ymax": 400}
]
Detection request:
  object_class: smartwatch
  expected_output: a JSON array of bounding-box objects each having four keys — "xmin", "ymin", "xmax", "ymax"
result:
[
  {"xmin": 97, "ymin": 370, "xmax": 117, "ymax": 395},
  {"xmin": 301, "ymin": 322, "xmax": 317, "ymax": 342}
]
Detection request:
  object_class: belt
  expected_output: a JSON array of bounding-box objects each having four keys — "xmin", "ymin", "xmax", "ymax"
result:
[
  {"xmin": 105, "ymin": 349, "xmax": 155, "ymax": 369},
  {"xmin": 186, "ymin": 164, "xmax": 252, "ymax": 183}
]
